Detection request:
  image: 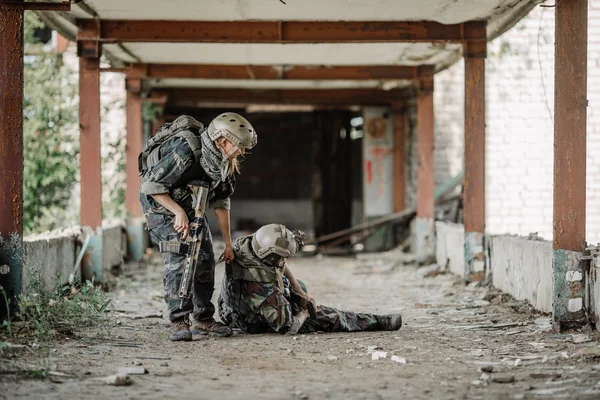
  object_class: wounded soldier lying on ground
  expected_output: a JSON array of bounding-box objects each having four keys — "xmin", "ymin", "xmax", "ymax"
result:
[{"xmin": 218, "ymin": 224, "xmax": 402, "ymax": 334}]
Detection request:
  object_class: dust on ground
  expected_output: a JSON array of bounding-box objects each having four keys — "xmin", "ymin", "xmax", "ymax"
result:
[{"xmin": 3, "ymin": 247, "xmax": 600, "ymax": 400}]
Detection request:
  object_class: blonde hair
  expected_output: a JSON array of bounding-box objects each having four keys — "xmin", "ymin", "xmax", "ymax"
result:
[{"xmin": 216, "ymin": 137, "xmax": 242, "ymax": 176}]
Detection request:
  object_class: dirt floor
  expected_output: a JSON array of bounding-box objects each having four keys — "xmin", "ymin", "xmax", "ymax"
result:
[{"xmin": 3, "ymin": 246, "xmax": 600, "ymax": 400}]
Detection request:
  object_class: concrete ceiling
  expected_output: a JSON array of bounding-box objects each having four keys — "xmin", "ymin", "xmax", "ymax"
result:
[{"xmin": 39, "ymin": 0, "xmax": 541, "ymax": 94}]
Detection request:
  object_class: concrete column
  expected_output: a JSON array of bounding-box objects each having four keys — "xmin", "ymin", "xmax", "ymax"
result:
[
  {"xmin": 552, "ymin": 0, "xmax": 588, "ymax": 331},
  {"xmin": 0, "ymin": 1, "xmax": 24, "ymax": 321},
  {"xmin": 125, "ymin": 78, "xmax": 146, "ymax": 261},
  {"xmin": 362, "ymin": 107, "xmax": 395, "ymax": 251},
  {"xmin": 416, "ymin": 81, "xmax": 435, "ymax": 264},
  {"xmin": 464, "ymin": 40, "xmax": 487, "ymax": 282},
  {"xmin": 392, "ymin": 101, "xmax": 407, "ymax": 213},
  {"xmin": 79, "ymin": 55, "xmax": 104, "ymax": 282}
]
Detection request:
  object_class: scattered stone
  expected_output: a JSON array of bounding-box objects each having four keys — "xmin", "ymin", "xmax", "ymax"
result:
[
  {"xmin": 417, "ymin": 264, "xmax": 440, "ymax": 278},
  {"xmin": 514, "ymin": 359, "xmax": 521, "ymax": 367},
  {"xmin": 592, "ymin": 364, "xmax": 600, "ymax": 370},
  {"xmin": 530, "ymin": 372, "xmax": 562, "ymax": 380},
  {"xmin": 367, "ymin": 345, "xmax": 379, "ymax": 352},
  {"xmin": 98, "ymin": 374, "xmax": 133, "ymax": 386},
  {"xmin": 572, "ymin": 334, "xmax": 592, "ymax": 344},
  {"xmin": 327, "ymin": 355, "xmax": 338, "ymax": 361},
  {"xmin": 471, "ymin": 380, "xmax": 483, "ymax": 386},
  {"xmin": 294, "ymin": 390, "xmax": 309, "ymax": 399},
  {"xmin": 480, "ymin": 373, "xmax": 490, "ymax": 382},
  {"xmin": 492, "ymin": 375, "xmax": 515, "ymax": 384},
  {"xmin": 116, "ymin": 367, "xmax": 148, "ymax": 375},
  {"xmin": 371, "ymin": 351, "xmax": 387, "ymax": 360},
  {"xmin": 293, "ymin": 336, "xmax": 299, "ymax": 341},
  {"xmin": 160, "ymin": 362, "xmax": 169, "ymax": 367},
  {"xmin": 479, "ymin": 366, "xmax": 494, "ymax": 373},
  {"xmin": 391, "ymin": 355, "xmax": 406, "ymax": 364}
]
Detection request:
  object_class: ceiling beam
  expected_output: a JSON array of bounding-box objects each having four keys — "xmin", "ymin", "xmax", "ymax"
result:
[
  {"xmin": 77, "ymin": 19, "xmax": 486, "ymax": 44},
  {"xmin": 159, "ymin": 88, "xmax": 413, "ymax": 106},
  {"xmin": 120, "ymin": 63, "xmax": 429, "ymax": 81}
]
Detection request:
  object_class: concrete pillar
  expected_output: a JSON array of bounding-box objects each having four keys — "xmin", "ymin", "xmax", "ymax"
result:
[
  {"xmin": 0, "ymin": 1, "xmax": 24, "ymax": 321},
  {"xmin": 392, "ymin": 101, "xmax": 407, "ymax": 213},
  {"xmin": 125, "ymin": 78, "xmax": 146, "ymax": 261},
  {"xmin": 362, "ymin": 107, "xmax": 395, "ymax": 251},
  {"xmin": 464, "ymin": 40, "xmax": 487, "ymax": 282},
  {"xmin": 79, "ymin": 54, "xmax": 104, "ymax": 283},
  {"xmin": 552, "ymin": 0, "xmax": 588, "ymax": 332},
  {"xmin": 416, "ymin": 78, "xmax": 435, "ymax": 264}
]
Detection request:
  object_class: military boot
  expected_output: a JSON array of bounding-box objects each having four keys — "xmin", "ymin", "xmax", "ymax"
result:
[
  {"xmin": 375, "ymin": 314, "xmax": 403, "ymax": 331},
  {"xmin": 170, "ymin": 318, "xmax": 192, "ymax": 341},
  {"xmin": 191, "ymin": 318, "xmax": 233, "ymax": 337}
]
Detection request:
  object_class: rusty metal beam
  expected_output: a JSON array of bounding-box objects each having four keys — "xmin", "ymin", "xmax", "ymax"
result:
[
  {"xmin": 392, "ymin": 101, "xmax": 407, "ymax": 212},
  {"xmin": 416, "ymin": 88, "xmax": 434, "ymax": 221},
  {"xmin": 77, "ymin": 19, "xmax": 487, "ymax": 43},
  {"xmin": 125, "ymin": 63, "xmax": 423, "ymax": 81},
  {"xmin": 125, "ymin": 80, "xmax": 143, "ymax": 219},
  {"xmin": 0, "ymin": 0, "xmax": 24, "ymax": 322},
  {"xmin": 0, "ymin": 0, "xmax": 71, "ymax": 11},
  {"xmin": 553, "ymin": 0, "xmax": 587, "ymax": 253},
  {"xmin": 161, "ymin": 87, "xmax": 412, "ymax": 106},
  {"xmin": 79, "ymin": 56, "xmax": 103, "ymax": 230}
]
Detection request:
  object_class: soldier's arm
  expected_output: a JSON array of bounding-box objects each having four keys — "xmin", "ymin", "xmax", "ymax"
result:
[
  {"xmin": 284, "ymin": 266, "xmax": 317, "ymax": 310},
  {"xmin": 140, "ymin": 143, "xmax": 194, "ymax": 196}
]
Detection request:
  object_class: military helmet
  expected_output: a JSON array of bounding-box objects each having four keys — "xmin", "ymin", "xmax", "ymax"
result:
[
  {"xmin": 252, "ymin": 224, "xmax": 305, "ymax": 266},
  {"xmin": 207, "ymin": 112, "xmax": 257, "ymax": 151}
]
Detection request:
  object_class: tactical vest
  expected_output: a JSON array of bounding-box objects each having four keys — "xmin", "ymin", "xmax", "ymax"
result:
[{"xmin": 138, "ymin": 115, "xmax": 204, "ymax": 176}]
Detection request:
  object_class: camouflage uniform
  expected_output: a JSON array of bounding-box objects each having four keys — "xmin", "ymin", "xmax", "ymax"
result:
[
  {"xmin": 218, "ymin": 235, "xmax": 379, "ymax": 334},
  {"xmin": 139, "ymin": 134, "xmax": 235, "ymax": 322}
]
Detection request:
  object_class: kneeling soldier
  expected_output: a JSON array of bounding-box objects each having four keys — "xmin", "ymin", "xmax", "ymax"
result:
[{"xmin": 218, "ymin": 224, "xmax": 402, "ymax": 334}]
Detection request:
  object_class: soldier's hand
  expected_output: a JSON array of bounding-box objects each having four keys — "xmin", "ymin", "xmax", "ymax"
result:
[
  {"xmin": 222, "ymin": 245, "xmax": 235, "ymax": 263},
  {"xmin": 174, "ymin": 210, "xmax": 190, "ymax": 239}
]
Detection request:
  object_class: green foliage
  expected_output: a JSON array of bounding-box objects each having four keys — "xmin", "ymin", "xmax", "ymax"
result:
[
  {"xmin": 23, "ymin": 13, "xmax": 79, "ymax": 234},
  {"xmin": 17, "ymin": 274, "xmax": 111, "ymax": 358},
  {"xmin": 143, "ymin": 101, "xmax": 163, "ymax": 123},
  {"xmin": 102, "ymin": 136, "xmax": 126, "ymax": 220}
]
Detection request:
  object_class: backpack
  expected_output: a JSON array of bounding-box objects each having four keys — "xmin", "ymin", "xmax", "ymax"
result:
[{"xmin": 138, "ymin": 115, "xmax": 204, "ymax": 176}]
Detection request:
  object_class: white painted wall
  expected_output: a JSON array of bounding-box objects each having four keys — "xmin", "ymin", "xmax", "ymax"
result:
[{"xmin": 434, "ymin": 3, "xmax": 600, "ymax": 244}]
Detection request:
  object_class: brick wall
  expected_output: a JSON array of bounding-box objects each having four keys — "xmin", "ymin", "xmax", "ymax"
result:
[{"xmin": 434, "ymin": 3, "xmax": 600, "ymax": 244}]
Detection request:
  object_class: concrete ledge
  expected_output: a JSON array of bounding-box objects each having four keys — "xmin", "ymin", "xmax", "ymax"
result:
[
  {"xmin": 103, "ymin": 221, "xmax": 127, "ymax": 273},
  {"xmin": 22, "ymin": 227, "xmax": 81, "ymax": 295},
  {"xmin": 435, "ymin": 221, "xmax": 465, "ymax": 276},
  {"xmin": 489, "ymin": 235, "xmax": 552, "ymax": 313}
]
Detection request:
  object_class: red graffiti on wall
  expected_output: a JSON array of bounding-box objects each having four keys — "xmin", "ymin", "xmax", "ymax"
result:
[{"xmin": 367, "ymin": 146, "xmax": 394, "ymax": 197}]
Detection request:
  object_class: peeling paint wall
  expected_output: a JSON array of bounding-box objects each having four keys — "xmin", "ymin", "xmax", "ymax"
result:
[
  {"xmin": 435, "ymin": 221, "xmax": 465, "ymax": 276},
  {"xmin": 21, "ymin": 225, "xmax": 129, "ymax": 294},
  {"xmin": 435, "ymin": 222, "xmax": 553, "ymax": 313},
  {"xmin": 488, "ymin": 235, "xmax": 553, "ymax": 313}
]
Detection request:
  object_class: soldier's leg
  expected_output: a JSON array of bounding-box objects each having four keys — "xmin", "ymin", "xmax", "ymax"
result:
[
  {"xmin": 190, "ymin": 216, "xmax": 232, "ymax": 336},
  {"xmin": 191, "ymin": 215, "xmax": 216, "ymax": 320},
  {"xmin": 149, "ymin": 226, "xmax": 194, "ymax": 322},
  {"xmin": 294, "ymin": 280, "xmax": 400, "ymax": 333},
  {"xmin": 300, "ymin": 305, "xmax": 379, "ymax": 333}
]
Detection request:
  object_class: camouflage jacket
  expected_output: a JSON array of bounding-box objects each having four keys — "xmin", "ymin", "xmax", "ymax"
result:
[
  {"xmin": 139, "ymin": 133, "xmax": 235, "ymax": 230},
  {"xmin": 218, "ymin": 235, "xmax": 300, "ymax": 334}
]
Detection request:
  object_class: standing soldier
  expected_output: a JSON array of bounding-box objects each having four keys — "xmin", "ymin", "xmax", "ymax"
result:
[
  {"xmin": 139, "ymin": 113, "xmax": 257, "ymax": 341},
  {"xmin": 218, "ymin": 224, "xmax": 403, "ymax": 334}
]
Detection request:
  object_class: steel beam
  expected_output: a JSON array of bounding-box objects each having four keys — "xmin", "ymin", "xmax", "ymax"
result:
[
  {"xmin": 0, "ymin": 0, "xmax": 24, "ymax": 322},
  {"xmin": 464, "ymin": 44, "xmax": 486, "ymax": 283},
  {"xmin": 77, "ymin": 19, "xmax": 486, "ymax": 44},
  {"xmin": 160, "ymin": 88, "xmax": 412, "ymax": 106},
  {"xmin": 552, "ymin": 0, "xmax": 588, "ymax": 332},
  {"xmin": 392, "ymin": 101, "xmax": 407, "ymax": 212},
  {"xmin": 415, "ymin": 84, "xmax": 435, "ymax": 264}
]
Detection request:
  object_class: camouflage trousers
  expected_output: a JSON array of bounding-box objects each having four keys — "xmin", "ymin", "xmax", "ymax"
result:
[
  {"xmin": 292, "ymin": 281, "xmax": 379, "ymax": 333},
  {"xmin": 148, "ymin": 214, "xmax": 216, "ymax": 322}
]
